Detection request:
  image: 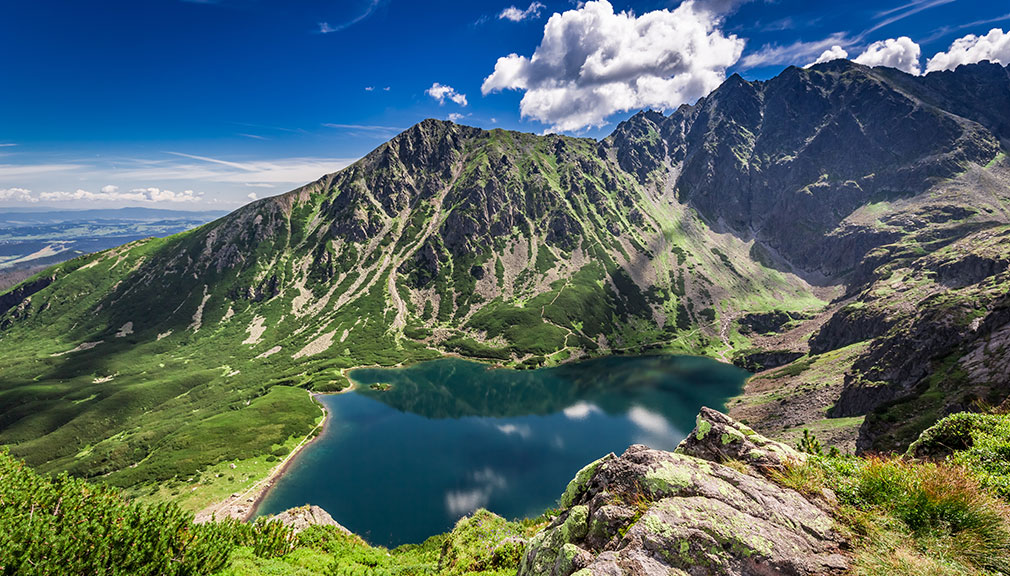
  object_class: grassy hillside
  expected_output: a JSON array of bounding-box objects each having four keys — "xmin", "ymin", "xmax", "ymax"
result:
[
  {"xmin": 0, "ymin": 121, "xmax": 821, "ymax": 495},
  {"xmin": 0, "ymin": 447, "xmax": 545, "ymax": 576},
  {"xmin": 2, "ymin": 61, "xmax": 1010, "ymax": 498},
  {"xmin": 3, "ymin": 409, "xmax": 1010, "ymax": 576}
]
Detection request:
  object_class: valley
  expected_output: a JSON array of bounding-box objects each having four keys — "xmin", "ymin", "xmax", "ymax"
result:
[{"xmin": 2, "ymin": 58, "xmax": 1010, "ymax": 575}]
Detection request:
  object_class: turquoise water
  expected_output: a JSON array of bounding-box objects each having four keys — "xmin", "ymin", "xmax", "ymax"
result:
[{"xmin": 255, "ymin": 355, "xmax": 748, "ymax": 547}]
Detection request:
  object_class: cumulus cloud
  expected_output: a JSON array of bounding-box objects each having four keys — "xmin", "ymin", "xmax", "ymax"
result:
[
  {"xmin": 853, "ymin": 36, "xmax": 922, "ymax": 75},
  {"xmin": 444, "ymin": 468, "xmax": 507, "ymax": 516},
  {"xmin": 448, "ymin": 112, "xmax": 466, "ymax": 122},
  {"xmin": 499, "ymin": 2, "xmax": 545, "ymax": 22},
  {"xmin": 563, "ymin": 401, "xmax": 602, "ymax": 420},
  {"xmin": 627, "ymin": 406, "xmax": 674, "ymax": 438},
  {"xmin": 0, "ymin": 188, "xmax": 36, "ymax": 202},
  {"xmin": 926, "ymin": 28, "xmax": 1010, "ymax": 73},
  {"xmin": 247, "ymin": 192, "xmax": 258, "ymax": 201},
  {"xmin": 426, "ymin": 83, "xmax": 468, "ymax": 106},
  {"xmin": 805, "ymin": 45, "xmax": 849, "ymax": 67},
  {"xmin": 1, "ymin": 186, "xmax": 202, "ymax": 204},
  {"xmin": 627, "ymin": 405, "xmax": 681, "ymax": 449},
  {"xmin": 482, "ymin": 0, "xmax": 744, "ymax": 132}
]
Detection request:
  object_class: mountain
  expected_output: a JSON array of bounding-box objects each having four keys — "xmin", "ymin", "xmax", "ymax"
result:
[{"xmin": 1, "ymin": 60, "xmax": 1010, "ymax": 494}]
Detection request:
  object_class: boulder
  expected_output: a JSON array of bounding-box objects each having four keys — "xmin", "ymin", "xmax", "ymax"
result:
[
  {"xmin": 269, "ymin": 505, "xmax": 351, "ymax": 534},
  {"xmin": 519, "ymin": 410, "xmax": 847, "ymax": 576},
  {"xmin": 676, "ymin": 406, "xmax": 805, "ymax": 471}
]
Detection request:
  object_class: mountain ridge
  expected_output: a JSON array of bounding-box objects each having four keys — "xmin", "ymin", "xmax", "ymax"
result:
[{"xmin": 1, "ymin": 59, "xmax": 1009, "ymax": 497}]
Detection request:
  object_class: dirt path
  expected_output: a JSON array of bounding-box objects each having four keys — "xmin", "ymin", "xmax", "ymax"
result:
[{"xmin": 715, "ymin": 313, "xmax": 736, "ymax": 364}]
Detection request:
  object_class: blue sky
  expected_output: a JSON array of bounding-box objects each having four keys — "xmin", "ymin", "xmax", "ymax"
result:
[{"xmin": 1, "ymin": 0, "xmax": 1008, "ymax": 209}]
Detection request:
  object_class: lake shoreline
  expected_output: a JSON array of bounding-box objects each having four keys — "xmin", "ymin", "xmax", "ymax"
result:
[
  {"xmin": 248, "ymin": 354, "xmax": 748, "ymax": 546},
  {"xmin": 195, "ymin": 388, "xmax": 333, "ymax": 523},
  {"xmin": 240, "ymin": 381, "xmax": 365, "ymax": 521},
  {"xmin": 205, "ymin": 351, "xmax": 749, "ymax": 526}
]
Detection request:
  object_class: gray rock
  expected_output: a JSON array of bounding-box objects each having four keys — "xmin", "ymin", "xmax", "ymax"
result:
[
  {"xmin": 676, "ymin": 406, "xmax": 805, "ymax": 471},
  {"xmin": 269, "ymin": 505, "xmax": 351, "ymax": 534},
  {"xmin": 519, "ymin": 410, "xmax": 846, "ymax": 576}
]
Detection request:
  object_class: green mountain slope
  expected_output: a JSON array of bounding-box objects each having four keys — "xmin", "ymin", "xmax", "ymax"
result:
[{"xmin": 2, "ymin": 60, "xmax": 1010, "ymax": 495}]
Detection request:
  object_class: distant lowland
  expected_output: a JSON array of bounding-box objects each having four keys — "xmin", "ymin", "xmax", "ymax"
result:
[{"xmin": 0, "ymin": 207, "xmax": 226, "ymax": 290}]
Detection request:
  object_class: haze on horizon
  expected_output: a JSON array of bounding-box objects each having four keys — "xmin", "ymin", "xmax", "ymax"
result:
[{"xmin": 1, "ymin": 0, "xmax": 1007, "ymax": 210}]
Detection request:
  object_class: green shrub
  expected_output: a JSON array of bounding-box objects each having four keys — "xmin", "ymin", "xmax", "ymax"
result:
[
  {"xmin": 0, "ymin": 449, "xmax": 294, "ymax": 575},
  {"xmin": 909, "ymin": 412, "xmax": 1010, "ymax": 498},
  {"xmin": 828, "ymin": 457, "xmax": 1010, "ymax": 574},
  {"xmin": 437, "ymin": 509, "xmax": 525, "ymax": 576}
]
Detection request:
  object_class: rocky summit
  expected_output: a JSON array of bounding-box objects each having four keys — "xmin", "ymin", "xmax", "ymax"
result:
[{"xmin": 1, "ymin": 60, "xmax": 1010, "ymax": 492}]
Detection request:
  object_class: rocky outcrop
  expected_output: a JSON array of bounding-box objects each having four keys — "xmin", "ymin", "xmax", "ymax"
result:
[
  {"xmin": 678, "ymin": 407, "xmax": 806, "ymax": 471},
  {"xmin": 732, "ymin": 349, "xmax": 805, "ymax": 372},
  {"xmin": 809, "ymin": 303, "xmax": 893, "ymax": 355},
  {"xmin": 518, "ymin": 409, "xmax": 848, "ymax": 576},
  {"xmin": 0, "ymin": 273, "xmax": 55, "ymax": 318},
  {"xmin": 268, "ymin": 505, "xmax": 351, "ymax": 535},
  {"xmin": 737, "ymin": 310, "xmax": 811, "ymax": 335}
]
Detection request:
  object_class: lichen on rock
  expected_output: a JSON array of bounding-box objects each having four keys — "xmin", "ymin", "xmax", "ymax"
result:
[{"xmin": 518, "ymin": 408, "xmax": 847, "ymax": 576}]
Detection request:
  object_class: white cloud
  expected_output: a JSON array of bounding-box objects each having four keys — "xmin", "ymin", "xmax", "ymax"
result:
[
  {"xmin": 247, "ymin": 192, "xmax": 258, "ymax": 201},
  {"xmin": 472, "ymin": 467, "xmax": 508, "ymax": 490},
  {"xmin": 741, "ymin": 33, "xmax": 851, "ymax": 69},
  {"xmin": 0, "ymin": 188, "xmax": 36, "ymax": 202},
  {"xmin": 445, "ymin": 489, "xmax": 489, "ymax": 516},
  {"xmin": 448, "ymin": 112, "xmax": 466, "ymax": 122},
  {"xmin": 854, "ymin": 36, "xmax": 921, "ymax": 74},
  {"xmin": 926, "ymin": 28, "xmax": 1010, "ymax": 73},
  {"xmin": 627, "ymin": 406, "xmax": 673, "ymax": 437},
  {"xmin": 499, "ymin": 2, "xmax": 545, "ymax": 22},
  {"xmin": 805, "ymin": 45, "xmax": 849, "ymax": 67},
  {"xmin": 444, "ymin": 468, "xmax": 508, "ymax": 517},
  {"xmin": 0, "ymin": 154, "xmax": 356, "ymax": 208},
  {"xmin": 563, "ymin": 401, "xmax": 602, "ymax": 420},
  {"xmin": 627, "ymin": 406, "xmax": 681, "ymax": 449},
  {"xmin": 867, "ymin": 0, "xmax": 955, "ymax": 36},
  {"xmin": 364, "ymin": 86, "xmax": 375, "ymax": 91},
  {"xmin": 128, "ymin": 153, "xmax": 356, "ymax": 186},
  {"xmin": 482, "ymin": 0, "xmax": 745, "ymax": 132},
  {"xmin": 35, "ymin": 187, "xmax": 202, "ymax": 203},
  {"xmin": 495, "ymin": 423, "xmax": 531, "ymax": 438},
  {"xmin": 426, "ymin": 83, "xmax": 468, "ymax": 106},
  {"xmin": 0, "ymin": 163, "xmax": 84, "ymax": 178},
  {"xmin": 317, "ymin": 0, "xmax": 383, "ymax": 34}
]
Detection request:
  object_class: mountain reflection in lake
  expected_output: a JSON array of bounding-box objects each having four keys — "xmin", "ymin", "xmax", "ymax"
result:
[{"xmin": 255, "ymin": 355, "xmax": 748, "ymax": 547}]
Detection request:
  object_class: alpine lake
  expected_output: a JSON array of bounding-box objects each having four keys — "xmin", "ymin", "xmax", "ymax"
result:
[{"xmin": 255, "ymin": 355, "xmax": 749, "ymax": 547}]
